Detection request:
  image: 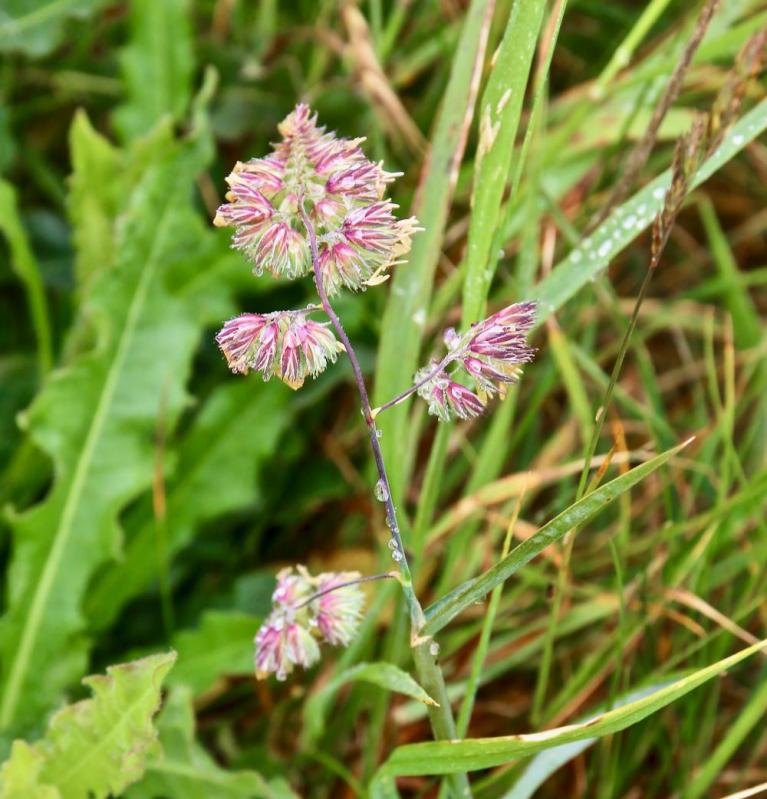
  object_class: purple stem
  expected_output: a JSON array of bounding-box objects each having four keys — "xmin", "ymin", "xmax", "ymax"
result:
[
  {"xmin": 299, "ymin": 205, "xmax": 466, "ymax": 782},
  {"xmin": 372, "ymin": 352, "xmax": 456, "ymax": 417},
  {"xmin": 298, "ymin": 205, "xmax": 419, "ymax": 620},
  {"xmin": 295, "ymin": 572, "xmax": 396, "ymax": 610}
]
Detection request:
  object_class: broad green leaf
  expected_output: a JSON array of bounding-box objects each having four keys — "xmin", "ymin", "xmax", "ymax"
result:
[
  {"xmin": 0, "ymin": 653, "xmax": 175, "ymax": 799},
  {"xmin": 303, "ymin": 662, "xmax": 438, "ymax": 745},
  {"xmin": 167, "ymin": 611, "xmax": 261, "ymax": 696},
  {"xmin": 0, "ymin": 179, "xmax": 52, "ymax": 377},
  {"xmin": 126, "ymin": 687, "xmax": 294, "ymax": 799},
  {"xmin": 67, "ymin": 112, "xmax": 176, "ymax": 291},
  {"xmin": 374, "ymin": 0, "xmax": 495, "ymax": 501},
  {"xmin": 0, "ymin": 0, "xmax": 107, "ymax": 57},
  {"xmin": 531, "ymin": 97, "xmax": 767, "ymax": 325},
  {"xmin": 0, "ymin": 741, "xmax": 58, "ymax": 799},
  {"xmin": 67, "ymin": 112, "xmax": 124, "ymax": 289},
  {"xmin": 114, "ymin": 0, "xmax": 194, "ymax": 142},
  {"xmin": 372, "ymin": 640, "xmax": 766, "ymax": 778},
  {"xmin": 0, "ymin": 133, "xmax": 211, "ymax": 733},
  {"xmin": 460, "ymin": 0, "xmax": 547, "ymax": 326},
  {"xmin": 423, "ymin": 439, "xmax": 692, "ymax": 635},
  {"xmin": 86, "ymin": 381, "xmax": 290, "ymax": 632}
]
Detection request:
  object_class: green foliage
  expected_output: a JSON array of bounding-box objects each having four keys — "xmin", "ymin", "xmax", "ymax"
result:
[
  {"xmin": 87, "ymin": 381, "xmax": 291, "ymax": 632},
  {"xmin": 0, "ymin": 179, "xmax": 51, "ymax": 376},
  {"xmin": 0, "ymin": 652, "xmax": 175, "ymax": 799},
  {"xmin": 2, "ymin": 1, "xmax": 767, "ymax": 796},
  {"xmin": 168, "ymin": 611, "xmax": 261, "ymax": 696},
  {"xmin": 0, "ymin": 128, "xmax": 212, "ymax": 733},
  {"xmin": 374, "ymin": 0, "xmax": 495, "ymax": 499},
  {"xmin": 0, "ymin": 0, "xmax": 108, "ymax": 57},
  {"xmin": 424, "ymin": 439, "xmax": 691, "ymax": 635},
  {"xmin": 67, "ymin": 112, "xmax": 177, "ymax": 290},
  {"xmin": 126, "ymin": 687, "xmax": 294, "ymax": 799},
  {"xmin": 114, "ymin": 0, "xmax": 195, "ymax": 142},
  {"xmin": 461, "ymin": 0, "xmax": 547, "ymax": 325},
  {"xmin": 372, "ymin": 641, "xmax": 766, "ymax": 781},
  {"xmin": 303, "ymin": 662, "xmax": 438, "ymax": 744}
]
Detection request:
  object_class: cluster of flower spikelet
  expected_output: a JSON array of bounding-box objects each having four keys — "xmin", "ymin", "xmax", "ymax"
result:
[
  {"xmin": 216, "ymin": 308, "xmax": 342, "ymax": 389},
  {"xmin": 215, "ymin": 104, "xmax": 418, "ymax": 390},
  {"xmin": 255, "ymin": 566, "xmax": 365, "ymax": 681},
  {"xmin": 415, "ymin": 301, "xmax": 537, "ymax": 422},
  {"xmin": 214, "ymin": 104, "xmax": 538, "ymax": 681},
  {"xmin": 214, "ymin": 103, "xmax": 418, "ymax": 294}
]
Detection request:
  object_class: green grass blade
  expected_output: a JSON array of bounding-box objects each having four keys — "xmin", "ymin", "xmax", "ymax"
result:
[
  {"xmin": 372, "ymin": 640, "xmax": 767, "ymax": 778},
  {"xmin": 503, "ymin": 680, "xmax": 677, "ymax": 799},
  {"xmin": 374, "ymin": 0, "xmax": 494, "ymax": 501},
  {"xmin": 461, "ymin": 0, "xmax": 547, "ymax": 326},
  {"xmin": 697, "ymin": 196, "xmax": 761, "ymax": 348},
  {"xmin": 423, "ymin": 438, "xmax": 692, "ymax": 635},
  {"xmin": 531, "ymin": 96, "xmax": 767, "ymax": 323},
  {"xmin": 684, "ymin": 671, "xmax": 767, "ymax": 799}
]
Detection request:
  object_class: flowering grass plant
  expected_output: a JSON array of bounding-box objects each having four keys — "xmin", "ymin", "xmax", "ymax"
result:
[
  {"xmin": 214, "ymin": 107, "xmax": 538, "ymax": 718},
  {"xmin": 1, "ymin": 3, "xmax": 766, "ymax": 798}
]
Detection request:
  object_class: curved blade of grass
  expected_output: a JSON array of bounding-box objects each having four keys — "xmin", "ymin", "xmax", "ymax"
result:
[
  {"xmin": 374, "ymin": 0, "xmax": 494, "ymax": 501},
  {"xmin": 423, "ymin": 438, "xmax": 692, "ymax": 636},
  {"xmin": 531, "ymin": 96, "xmax": 767, "ymax": 324},
  {"xmin": 504, "ymin": 680, "xmax": 676, "ymax": 799},
  {"xmin": 371, "ymin": 640, "xmax": 766, "ymax": 778}
]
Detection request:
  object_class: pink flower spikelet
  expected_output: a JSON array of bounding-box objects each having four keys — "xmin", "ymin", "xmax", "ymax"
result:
[
  {"xmin": 214, "ymin": 104, "xmax": 419, "ymax": 293},
  {"xmin": 414, "ymin": 302, "xmax": 537, "ymax": 422},
  {"xmin": 312, "ymin": 572, "xmax": 365, "ymax": 647},
  {"xmin": 216, "ymin": 309, "xmax": 341, "ymax": 388},
  {"xmin": 254, "ymin": 566, "xmax": 366, "ymax": 681}
]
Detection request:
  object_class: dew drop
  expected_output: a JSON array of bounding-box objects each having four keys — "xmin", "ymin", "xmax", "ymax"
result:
[
  {"xmin": 623, "ymin": 215, "xmax": 637, "ymax": 229},
  {"xmin": 598, "ymin": 241, "xmax": 611, "ymax": 258},
  {"xmin": 429, "ymin": 641, "xmax": 441, "ymax": 657},
  {"xmin": 387, "ymin": 538, "xmax": 398, "ymax": 550},
  {"xmin": 374, "ymin": 479, "xmax": 389, "ymax": 502},
  {"xmin": 391, "ymin": 549, "xmax": 403, "ymax": 562}
]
